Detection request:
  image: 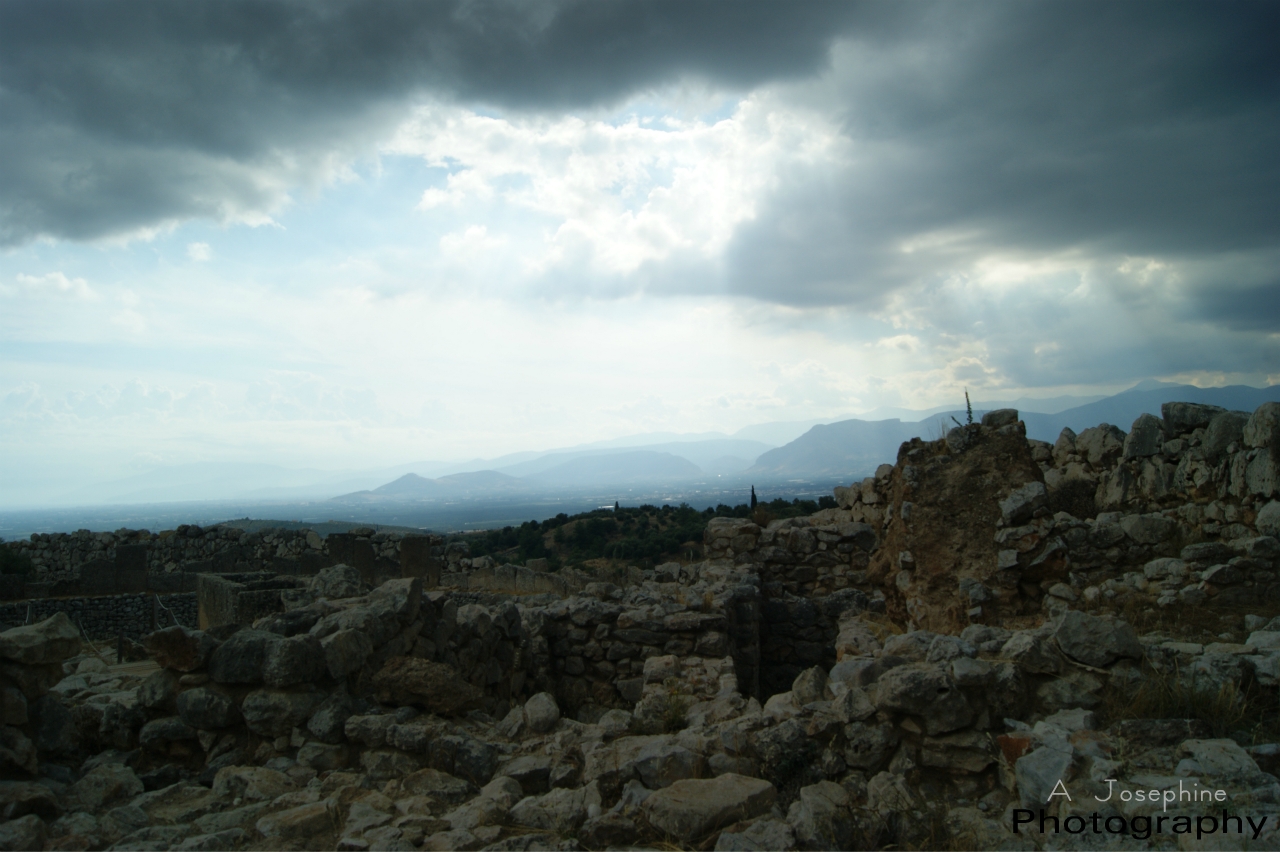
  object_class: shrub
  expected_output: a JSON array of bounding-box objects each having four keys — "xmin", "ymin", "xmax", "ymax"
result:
[{"xmin": 0, "ymin": 546, "xmax": 33, "ymax": 576}]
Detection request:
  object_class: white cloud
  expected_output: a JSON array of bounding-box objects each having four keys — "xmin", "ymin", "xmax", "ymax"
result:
[
  {"xmin": 386, "ymin": 96, "xmax": 845, "ymax": 283},
  {"xmin": 187, "ymin": 242, "xmax": 212, "ymax": 261},
  {"xmin": 4, "ymin": 272, "xmax": 97, "ymax": 300}
]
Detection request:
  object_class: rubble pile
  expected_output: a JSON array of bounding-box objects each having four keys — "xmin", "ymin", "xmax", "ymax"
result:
[{"xmin": 1, "ymin": 401, "xmax": 1279, "ymax": 850}]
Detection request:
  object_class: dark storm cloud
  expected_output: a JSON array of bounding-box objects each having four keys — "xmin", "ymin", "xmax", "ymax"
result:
[
  {"xmin": 0, "ymin": 0, "xmax": 880, "ymax": 244},
  {"xmin": 3, "ymin": 0, "xmax": 1278, "ymax": 362},
  {"xmin": 725, "ymin": 2, "xmax": 1280, "ymax": 314}
]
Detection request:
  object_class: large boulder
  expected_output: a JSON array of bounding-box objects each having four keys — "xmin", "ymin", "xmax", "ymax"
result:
[
  {"xmin": 1123, "ymin": 413, "xmax": 1166, "ymax": 459},
  {"xmin": 241, "ymin": 689, "xmax": 325, "ymax": 738},
  {"xmin": 262, "ymin": 634, "xmax": 326, "ymax": 688},
  {"xmin": 143, "ymin": 625, "xmax": 219, "ymax": 672},
  {"xmin": 0, "ymin": 814, "xmax": 45, "ymax": 852},
  {"xmin": 371, "ymin": 657, "xmax": 482, "ymax": 716},
  {"xmin": 0, "ymin": 612, "xmax": 80, "ymax": 666},
  {"xmin": 320, "ymin": 629, "xmax": 373, "ymax": 680},
  {"xmin": 68, "ymin": 763, "xmax": 143, "ymax": 812},
  {"xmin": 1203, "ymin": 411, "xmax": 1249, "ymax": 462},
  {"xmin": 508, "ymin": 782, "xmax": 602, "ymax": 833},
  {"xmin": 999, "ymin": 481, "xmax": 1047, "ymax": 526},
  {"xmin": 1245, "ymin": 402, "xmax": 1280, "ymax": 450},
  {"xmin": 786, "ymin": 781, "xmax": 852, "ymax": 850},
  {"xmin": 1075, "ymin": 424, "xmax": 1126, "ymax": 467},
  {"xmin": 1015, "ymin": 745, "xmax": 1074, "ymax": 807},
  {"xmin": 176, "ymin": 687, "xmax": 241, "ymax": 730},
  {"xmin": 1054, "ymin": 611, "xmax": 1142, "ymax": 668},
  {"xmin": 309, "ymin": 564, "xmax": 364, "ymax": 600},
  {"xmin": 1257, "ymin": 501, "xmax": 1280, "ymax": 539},
  {"xmin": 207, "ymin": 630, "xmax": 281, "ymax": 685},
  {"xmin": 1163, "ymin": 401, "xmax": 1225, "ymax": 435},
  {"xmin": 0, "ymin": 726, "xmax": 37, "ymax": 774},
  {"xmin": 642, "ymin": 774, "xmax": 776, "ymax": 842},
  {"xmin": 873, "ymin": 663, "xmax": 971, "ymax": 734},
  {"xmin": 523, "ymin": 692, "xmax": 560, "ymax": 734},
  {"xmin": 307, "ymin": 694, "xmax": 357, "ymax": 744}
]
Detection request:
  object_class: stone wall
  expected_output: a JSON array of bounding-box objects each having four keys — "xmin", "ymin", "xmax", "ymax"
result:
[
  {"xmin": 1, "ymin": 525, "xmax": 444, "ymax": 596},
  {"xmin": 0, "ymin": 592, "xmax": 196, "ymax": 639}
]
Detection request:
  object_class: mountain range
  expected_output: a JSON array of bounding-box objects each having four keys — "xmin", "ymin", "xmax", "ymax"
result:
[{"xmin": 44, "ymin": 381, "xmax": 1280, "ymax": 507}]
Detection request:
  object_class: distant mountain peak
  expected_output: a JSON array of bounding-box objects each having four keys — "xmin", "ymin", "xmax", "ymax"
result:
[{"xmin": 1124, "ymin": 379, "xmax": 1187, "ymax": 393}]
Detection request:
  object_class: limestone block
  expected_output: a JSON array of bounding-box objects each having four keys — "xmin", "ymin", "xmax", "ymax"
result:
[
  {"xmin": 1244, "ymin": 402, "xmax": 1280, "ymax": 450},
  {"xmin": 0, "ymin": 612, "xmax": 81, "ymax": 666},
  {"xmin": 786, "ymin": 780, "xmax": 852, "ymax": 850},
  {"xmin": 1124, "ymin": 413, "xmax": 1166, "ymax": 458},
  {"xmin": 999, "ymin": 481, "xmax": 1048, "ymax": 525},
  {"xmin": 1162, "ymin": 401, "xmax": 1226, "ymax": 435},
  {"xmin": 642, "ymin": 774, "xmax": 776, "ymax": 842}
]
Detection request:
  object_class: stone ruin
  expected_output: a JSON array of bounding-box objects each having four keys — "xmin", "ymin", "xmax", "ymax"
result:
[{"xmin": 1, "ymin": 400, "xmax": 1280, "ymax": 850}]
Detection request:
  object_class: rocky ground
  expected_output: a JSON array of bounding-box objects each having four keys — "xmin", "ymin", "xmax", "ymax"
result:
[{"xmin": 3, "ymin": 401, "xmax": 1280, "ymax": 851}]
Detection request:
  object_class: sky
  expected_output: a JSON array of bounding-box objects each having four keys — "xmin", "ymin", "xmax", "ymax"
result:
[{"xmin": 1, "ymin": 0, "xmax": 1278, "ymax": 505}]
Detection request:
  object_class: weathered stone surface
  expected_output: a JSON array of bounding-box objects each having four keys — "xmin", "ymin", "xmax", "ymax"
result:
[
  {"xmin": 0, "ymin": 686, "xmax": 26, "ymax": 726},
  {"xmin": 0, "ymin": 780, "xmax": 61, "ymax": 821},
  {"xmin": 786, "ymin": 780, "xmax": 852, "ymax": 850},
  {"xmin": 398, "ymin": 768, "xmax": 475, "ymax": 803},
  {"xmin": 919, "ymin": 731, "xmax": 996, "ymax": 774},
  {"xmin": 873, "ymin": 663, "xmax": 970, "ymax": 734},
  {"xmin": 256, "ymin": 800, "xmax": 337, "ymax": 838},
  {"xmin": 642, "ymin": 774, "xmax": 776, "ymax": 841},
  {"xmin": 143, "ymin": 625, "xmax": 219, "ymax": 672},
  {"xmin": 262, "ymin": 633, "xmax": 326, "ymax": 688},
  {"xmin": 320, "ymin": 629, "xmax": 373, "ymax": 680},
  {"xmin": 1124, "ymin": 413, "xmax": 1166, "ymax": 458},
  {"xmin": 69, "ymin": 763, "xmax": 143, "ymax": 812},
  {"xmin": 632, "ymin": 740, "xmax": 706, "ymax": 790},
  {"xmin": 1178, "ymin": 738, "xmax": 1260, "ymax": 777},
  {"xmin": 1076, "ymin": 424, "xmax": 1126, "ymax": 467},
  {"xmin": 580, "ymin": 813, "xmax": 640, "ymax": 849},
  {"xmin": 982, "ymin": 409, "xmax": 1019, "ymax": 428},
  {"xmin": 841, "ymin": 720, "xmax": 898, "ymax": 770},
  {"xmin": 1163, "ymin": 401, "xmax": 1225, "ymax": 434},
  {"xmin": 176, "ymin": 687, "xmax": 240, "ymax": 730},
  {"xmin": 1120, "ymin": 513, "xmax": 1177, "ymax": 544},
  {"xmin": 0, "ymin": 813, "xmax": 45, "ymax": 852},
  {"xmin": 371, "ymin": 657, "xmax": 482, "ymax": 716},
  {"xmin": 714, "ymin": 817, "xmax": 796, "ymax": 851},
  {"xmin": 1257, "ymin": 501, "xmax": 1280, "ymax": 539},
  {"xmin": 361, "ymin": 749, "xmax": 423, "ymax": 784},
  {"xmin": 1054, "ymin": 610, "xmax": 1142, "ymax": 667},
  {"xmin": 1000, "ymin": 631, "xmax": 1061, "ymax": 674},
  {"xmin": 310, "ymin": 564, "xmax": 364, "ymax": 599},
  {"xmin": 138, "ymin": 716, "xmax": 197, "ymax": 748},
  {"xmin": 241, "ymin": 688, "xmax": 324, "ymax": 738},
  {"xmin": 1245, "ymin": 402, "xmax": 1280, "ymax": 450},
  {"xmin": 297, "ymin": 742, "xmax": 348, "ymax": 772},
  {"xmin": 207, "ymin": 629, "xmax": 280, "ymax": 685},
  {"xmin": 0, "ymin": 612, "xmax": 80, "ymax": 665},
  {"xmin": 508, "ymin": 782, "xmax": 602, "ymax": 832},
  {"xmin": 212, "ymin": 766, "xmax": 294, "ymax": 802},
  {"xmin": 999, "ymin": 481, "xmax": 1048, "ymax": 526},
  {"xmin": 1015, "ymin": 745, "xmax": 1073, "ymax": 807},
  {"xmin": 0, "ymin": 726, "xmax": 36, "ymax": 774},
  {"xmin": 523, "ymin": 692, "xmax": 560, "ymax": 734},
  {"xmin": 306, "ymin": 693, "xmax": 356, "ymax": 744},
  {"xmin": 866, "ymin": 770, "xmax": 916, "ymax": 814},
  {"xmin": 1203, "ymin": 411, "xmax": 1249, "ymax": 462},
  {"xmin": 791, "ymin": 666, "xmax": 830, "ymax": 705}
]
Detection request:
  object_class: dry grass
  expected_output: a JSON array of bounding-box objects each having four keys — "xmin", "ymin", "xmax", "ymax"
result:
[
  {"xmin": 1099, "ymin": 662, "xmax": 1280, "ymax": 745},
  {"xmin": 1090, "ymin": 592, "xmax": 1280, "ymax": 642}
]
